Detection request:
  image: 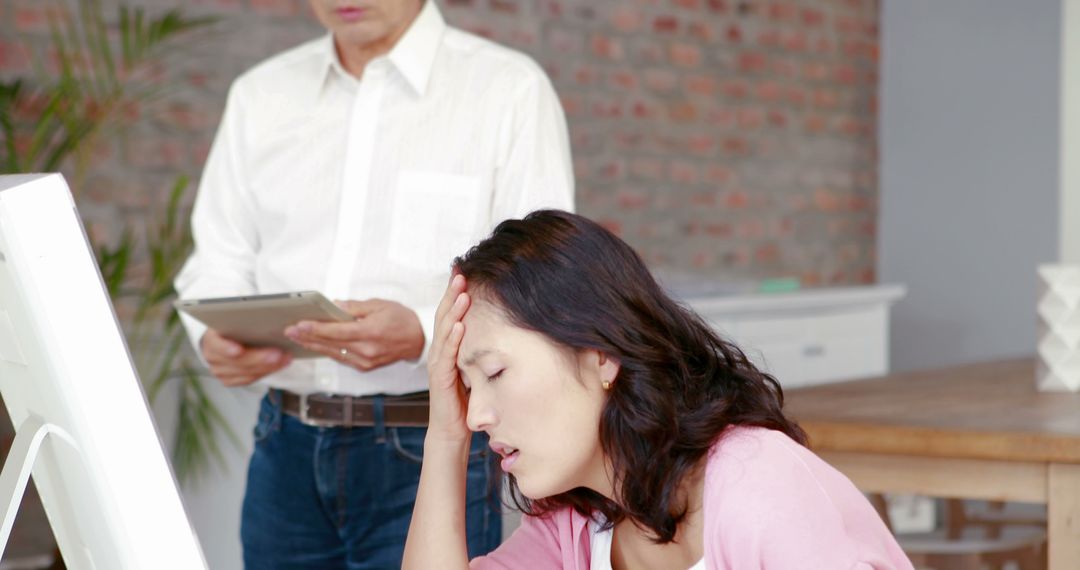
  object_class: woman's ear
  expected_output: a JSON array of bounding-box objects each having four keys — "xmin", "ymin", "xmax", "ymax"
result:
[{"xmin": 597, "ymin": 352, "xmax": 620, "ymax": 387}]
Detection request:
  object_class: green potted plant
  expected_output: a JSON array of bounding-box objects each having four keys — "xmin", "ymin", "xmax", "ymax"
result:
[{"xmin": 0, "ymin": 0, "xmax": 231, "ymax": 484}]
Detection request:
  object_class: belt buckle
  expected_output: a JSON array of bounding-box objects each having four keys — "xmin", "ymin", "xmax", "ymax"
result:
[{"xmin": 298, "ymin": 393, "xmax": 339, "ymax": 428}]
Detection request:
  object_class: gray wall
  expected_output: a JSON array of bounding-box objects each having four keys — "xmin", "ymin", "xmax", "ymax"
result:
[{"xmin": 879, "ymin": 0, "xmax": 1062, "ymax": 371}]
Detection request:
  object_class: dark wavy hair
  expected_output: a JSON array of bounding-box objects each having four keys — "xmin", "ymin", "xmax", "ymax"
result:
[{"xmin": 454, "ymin": 209, "xmax": 806, "ymax": 543}]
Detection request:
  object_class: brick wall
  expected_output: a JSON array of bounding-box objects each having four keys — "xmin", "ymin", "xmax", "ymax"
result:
[{"xmin": 1, "ymin": 0, "xmax": 879, "ymax": 288}]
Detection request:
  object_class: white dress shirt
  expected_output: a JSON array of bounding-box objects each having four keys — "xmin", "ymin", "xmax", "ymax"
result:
[{"xmin": 175, "ymin": 0, "xmax": 574, "ymax": 396}]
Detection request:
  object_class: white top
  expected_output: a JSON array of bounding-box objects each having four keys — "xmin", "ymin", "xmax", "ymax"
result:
[
  {"xmin": 589, "ymin": 520, "xmax": 705, "ymax": 570},
  {"xmin": 175, "ymin": 0, "xmax": 574, "ymax": 396}
]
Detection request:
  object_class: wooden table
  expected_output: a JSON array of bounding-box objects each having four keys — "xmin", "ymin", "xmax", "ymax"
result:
[{"xmin": 784, "ymin": 357, "xmax": 1080, "ymax": 569}]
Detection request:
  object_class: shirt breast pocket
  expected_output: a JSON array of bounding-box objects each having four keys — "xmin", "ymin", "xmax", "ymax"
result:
[{"xmin": 387, "ymin": 171, "xmax": 484, "ymax": 272}]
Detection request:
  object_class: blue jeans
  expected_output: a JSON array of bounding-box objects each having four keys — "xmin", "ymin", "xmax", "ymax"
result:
[{"xmin": 241, "ymin": 393, "xmax": 501, "ymax": 569}]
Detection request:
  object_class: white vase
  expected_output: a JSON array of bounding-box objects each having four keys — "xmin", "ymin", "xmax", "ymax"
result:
[{"xmin": 1037, "ymin": 264, "xmax": 1080, "ymax": 391}]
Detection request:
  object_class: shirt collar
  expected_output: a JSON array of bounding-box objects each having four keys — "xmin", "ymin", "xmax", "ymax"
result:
[
  {"xmin": 386, "ymin": 0, "xmax": 445, "ymax": 96},
  {"xmin": 316, "ymin": 0, "xmax": 445, "ymax": 97}
]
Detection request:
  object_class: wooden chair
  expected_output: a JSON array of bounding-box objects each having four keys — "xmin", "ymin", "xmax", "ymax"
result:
[{"xmin": 870, "ymin": 494, "xmax": 1047, "ymax": 570}]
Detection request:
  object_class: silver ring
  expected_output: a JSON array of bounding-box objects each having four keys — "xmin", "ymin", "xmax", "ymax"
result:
[{"xmin": 340, "ymin": 348, "xmax": 348, "ymax": 357}]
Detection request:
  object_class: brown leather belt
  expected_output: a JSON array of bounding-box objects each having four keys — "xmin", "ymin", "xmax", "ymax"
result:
[{"xmin": 272, "ymin": 389, "xmax": 429, "ymax": 428}]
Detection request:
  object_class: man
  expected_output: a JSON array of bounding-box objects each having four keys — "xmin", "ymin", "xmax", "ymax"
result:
[{"xmin": 175, "ymin": 0, "xmax": 574, "ymax": 567}]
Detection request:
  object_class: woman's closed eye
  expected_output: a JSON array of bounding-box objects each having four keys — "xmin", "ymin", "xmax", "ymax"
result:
[{"xmin": 486, "ymin": 370, "xmax": 504, "ymax": 383}]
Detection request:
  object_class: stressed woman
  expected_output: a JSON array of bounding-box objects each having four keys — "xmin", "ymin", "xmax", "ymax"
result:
[{"xmin": 402, "ymin": 210, "xmax": 913, "ymax": 570}]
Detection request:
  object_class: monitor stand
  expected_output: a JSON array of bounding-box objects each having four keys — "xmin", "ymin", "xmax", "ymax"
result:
[{"xmin": 0, "ymin": 414, "xmax": 78, "ymax": 562}]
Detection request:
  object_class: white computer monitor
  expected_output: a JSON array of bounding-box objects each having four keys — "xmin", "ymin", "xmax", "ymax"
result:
[{"xmin": 0, "ymin": 174, "xmax": 206, "ymax": 569}]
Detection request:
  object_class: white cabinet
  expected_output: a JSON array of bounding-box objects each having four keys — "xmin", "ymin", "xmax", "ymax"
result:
[{"xmin": 681, "ymin": 285, "xmax": 907, "ymax": 388}]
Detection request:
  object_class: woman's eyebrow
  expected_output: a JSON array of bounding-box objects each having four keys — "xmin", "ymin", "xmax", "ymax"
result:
[{"xmin": 459, "ymin": 349, "xmax": 494, "ymax": 368}]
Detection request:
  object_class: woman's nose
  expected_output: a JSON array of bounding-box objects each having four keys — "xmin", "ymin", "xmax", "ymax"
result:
[{"xmin": 465, "ymin": 386, "xmax": 497, "ymax": 432}]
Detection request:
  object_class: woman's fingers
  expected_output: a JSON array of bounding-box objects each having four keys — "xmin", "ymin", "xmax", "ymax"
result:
[
  {"xmin": 434, "ymin": 274, "xmax": 466, "ymax": 327},
  {"xmin": 431, "ymin": 294, "xmax": 469, "ymax": 377}
]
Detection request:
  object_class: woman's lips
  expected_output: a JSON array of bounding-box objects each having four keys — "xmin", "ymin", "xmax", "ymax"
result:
[
  {"xmin": 336, "ymin": 7, "xmax": 365, "ymax": 22},
  {"xmin": 490, "ymin": 441, "xmax": 520, "ymax": 471},
  {"xmin": 500, "ymin": 450, "xmax": 520, "ymax": 472}
]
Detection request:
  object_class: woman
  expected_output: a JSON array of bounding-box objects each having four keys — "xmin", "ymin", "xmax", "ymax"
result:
[{"xmin": 403, "ymin": 210, "xmax": 912, "ymax": 569}]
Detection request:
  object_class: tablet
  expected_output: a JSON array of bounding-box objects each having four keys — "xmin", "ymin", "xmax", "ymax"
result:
[{"xmin": 174, "ymin": 291, "xmax": 354, "ymax": 358}]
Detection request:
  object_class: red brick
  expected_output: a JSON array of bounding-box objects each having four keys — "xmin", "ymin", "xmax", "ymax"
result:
[
  {"xmin": 722, "ymin": 136, "xmax": 751, "ymax": 155},
  {"xmin": 704, "ymin": 223, "xmax": 732, "ymax": 237},
  {"xmin": 547, "ymin": 29, "xmax": 583, "ymax": 53},
  {"xmin": 782, "ymin": 31, "xmax": 808, "ymax": 52},
  {"xmin": 250, "ymin": 0, "xmax": 296, "ymax": 16},
  {"xmin": 669, "ymin": 43, "xmax": 702, "ymax": 67},
  {"xmin": 707, "ymin": 0, "xmax": 728, "ymax": 13},
  {"xmin": 737, "ymin": 52, "xmax": 767, "ymax": 73},
  {"xmin": 560, "ymin": 94, "xmax": 584, "ymax": 117},
  {"xmin": 804, "ymin": 115, "xmax": 827, "ymax": 133},
  {"xmin": 726, "ymin": 24, "xmax": 743, "ymax": 43},
  {"xmin": 833, "ymin": 63, "xmax": 859, "ymax": 85},
  {"xmin": 737, "ymin": 219, "xmax": 765, "ymax": 239},
  {"xmin": 13, "ymin": 6, "xmax": 59, "ymax": 33},
  {"xmin": 0, "ymin": 40, "xmax": 32, "ymax": 73},
  {"xmin": 599, "ymin": 159, "xmax": 626, "ymax": 181},
  {"xmin": 159, "ymin": 103, "xmax": 211, "ymax": 132},
  {"xmin": 768, "ymin": 2, "xmax": 798, "ymax": 22},
  {"xmin": 573, "ymin": 65, "xmax": 596, "ymax": 85},
  {"xmin": 686, "ymin": 134, "xmax": 715, "ymax": 155},
  {"xmin": 191, "ymin": 140, "xmax": 212, "ymax": 165},
  {"xmin": 690, "ymin": 192, "xmax": 717, "ymax": 207},
  {"xmin": 755, "ymin": 81, "xmax": 783, "ymax": 102},
  {"xmin": 630, "ymin": 158, "xmax": 664, "ymax": 180},
  {"xmin": 598, "ymin": 219, "xmax": 623, "ymax": 237},
  {"xmin": 608, "ymin": 70, "xmax": 638, "ymax": 90},
  {"xmin": 684, "ymin": 74, "xmax": 717, "ymax": 96},
  {"xmin": 610, "ymin": 6, "xmax": 643, "ymax": 32},
  {"xmin": 786, "ymin": 86, "xmax": 807, "ymax": 106},
  {"xmin": 590, "ymin": 34, "xmax": 623, "ymax": 60},
  {"xmin": 801, "ymin": 8, "xmax": 825, "ymax": 27},
  {"xmin": 633, "ymin": 40, "xmax": 666, "ymax": 64},
  {"xmin": 755, "ymin": 243, "xmax": 781, "ymax": 264},
  {"xmin": 617, "ymin": 191, "xmax": 650, "ymax": 209},
  {"xmin": 802, "ymin": 62, "xmax": 829, "ymax": 81},
  {"xmin": 653, "ymin": 15, "xmax": 679, "ymax": 34},
  {"xmin": 707, "ymin": 108, "xmax": 735, "ymax": 127},
  {"xmin": 630, "ymin": 100, "xmax": 660, "ymax": 120},
  {"xmin": 590, "ymin": 100, "xmax": 623, "ymax": 119},
  {"xmin": 772, "ymin": 58, "xmax": 798, "ymax": 78},
  {"xmin": 615, "ymin": 130, "xmax": 646, "ymax": 149},
  {"xmin": 668, "ymin": 101, "xmax": 698, "ymax": 122},
  {"xmin": 688, "ymin": 22, "xmax": 714, "ymax": 43},
  {"xmin": 757, "ymin": 30, "xmax": 781, "ymax": 48},
  {"xmin": 721, "ymin": 80, "xmax": 750, "ymax": 99},
  {"xmin": 668, "ymin": 160, "xmax": 699, "ymax": 184},
  {"xmin": 772, "ymin": 217, "xmax": 795, "ymax": 237},
  {"xmin": 706, "ymin": 165, "xmax": 734, "ymax": 184},
  {"xmin": 672, "ymin": 0, "xmax": 703, "ymax": 9},
  {"xmin": 812, "ymin": 88, "xmax": 839, "ymax": 109},
  {"xmin": 725, "ymin": 190, "xmax": 749, "ymax": 208},
  {"xmin": 644, "ymin": 69, "xmax": 679, "ymax": 92},
  {"xmin": 693, "ymin": 251, "xmax": 715, "ymax": 270},
  {"xmin": 767, "ymin": 110, "xmax": 787, "ymax": 127},
  {"xmin": 538, "ymin": 0, "xmax": 561, "ymax": 17},
  {"xmin": 490, "ymin": 0, "xmax": 520, "ymax": 14},
  {"xmin": 721, "ymin": 248, "xmax": 750, "ymax": 267},
  {"xmin": 835, "ymin": 15, "xmax": 863, "ymax": 35},
  {"xmin": 814, "ymin": 188, "xmax": 842, "ymax": 211},
  {"xmin": 737, "ymin": 108, "xmax": 764, "ymax": 129},
  {"xmin": 127, "ymin": 139, "xmax": 187, "ymax": 170}
]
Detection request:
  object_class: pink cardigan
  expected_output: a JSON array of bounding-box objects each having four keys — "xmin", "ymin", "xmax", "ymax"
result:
[{"xmin": 471, "ymin": 426, "xmax": 913, "ymax": 569}]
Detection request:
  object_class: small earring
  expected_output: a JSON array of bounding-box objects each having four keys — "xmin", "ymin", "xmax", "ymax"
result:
[{"xmin": 602, "ymin": 380, "xmax": 611, "ymax": 390}]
